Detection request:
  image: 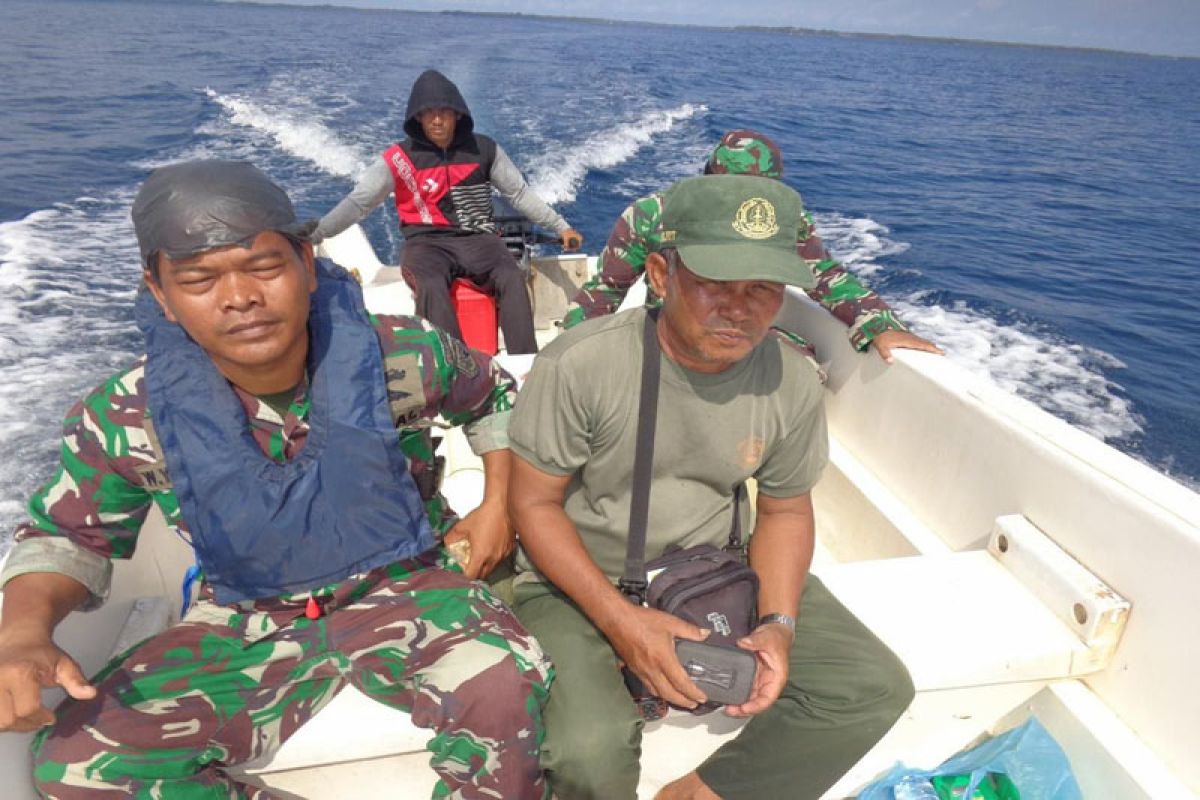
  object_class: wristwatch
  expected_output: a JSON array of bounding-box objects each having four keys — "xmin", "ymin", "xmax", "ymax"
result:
[{"xmin": 757, "ymin": 613, "xmax": 796, "ymax": 636}]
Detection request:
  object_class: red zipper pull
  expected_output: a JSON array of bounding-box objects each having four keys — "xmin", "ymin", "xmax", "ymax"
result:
[{"xmin": 305, "ymin": 596, "xmax": 322, "ymax": 620}]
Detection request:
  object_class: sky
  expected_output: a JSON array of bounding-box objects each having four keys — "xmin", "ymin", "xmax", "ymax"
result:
[{"xmin": 234, "ymin": 0, "xmax": 1200, "ymax": 57}]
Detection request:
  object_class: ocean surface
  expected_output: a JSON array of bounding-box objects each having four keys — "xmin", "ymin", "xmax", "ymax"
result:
[{"xmin": 1, "ymin": 0, "xmax": 1198, "ymax": 545}]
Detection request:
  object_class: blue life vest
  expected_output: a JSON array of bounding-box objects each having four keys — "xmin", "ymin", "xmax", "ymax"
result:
[{"xmin": 136, "ymin": 260, "xmax": 436, "ymax": 605}]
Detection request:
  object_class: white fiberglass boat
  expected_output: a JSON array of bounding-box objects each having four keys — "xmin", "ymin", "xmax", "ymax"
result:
[{"xmin": 1, "ymin": 223, "xmax": 1197, "ymax": 799}]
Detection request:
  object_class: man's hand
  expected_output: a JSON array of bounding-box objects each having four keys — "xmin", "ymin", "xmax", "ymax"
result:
[
  {"xmin": 443, "ymin": 499, "xmax": 514, "ymax": 580},
  {"xmin": 604, "ymin": 605, "xmax": 710, "ymax": 710},
  {"xmin": 560, "ymin": 228, "xmax": 583, "ymax": 252},
  {"xmin": 870, "ymin": 329, "xmax": 943, "ymax": 364},
  {"xmin": 0, "ymin": 628, "xmax": 96, "ymax": 732},
  {"xmin": 724, "ymin": 622, "xmax": 792, "ymax": 717}
]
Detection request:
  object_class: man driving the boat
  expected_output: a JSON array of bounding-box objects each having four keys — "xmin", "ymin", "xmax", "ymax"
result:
[
  {"xmin": 0, "ymin": 160, "xmax": 552, "ymax": 799},
  {"xmin": 508, "ymin": 175, "xmax": 914, "ymax": 800},
  {"xmin": 562, "ymin": 129, "xmax": 941, "ymax": 368},
  {"xmin": 314, "ymin": 68, "xmax": 583, "ymax": 355}
]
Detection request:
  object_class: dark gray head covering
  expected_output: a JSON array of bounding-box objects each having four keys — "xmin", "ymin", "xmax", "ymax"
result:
[
  {"xmin": 131, "ymin": 160, "xmax": 315, "ymax": 267},
  {"xmin": 403, "ymin": 69, "xmax": 474, "ymax": 143}
]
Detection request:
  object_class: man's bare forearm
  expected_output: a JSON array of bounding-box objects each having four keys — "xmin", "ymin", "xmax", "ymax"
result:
[
  {"xmin": 510, "ymin": 459, "xmax": 630, "ymax": 636},
  {"xmin": 517, "ymin": 499, "xmax": 632, "ymax": 631},
  {"xmin": 748, "ymin": 493, "xmax": 816, "ymax": 619},
  {"xmin": 0, "ymin": 573, "xmax": 91, "ymax": 638},
  {"xmin": 479, "ymin": 448, "xmax": 512, "ymax": 507}
]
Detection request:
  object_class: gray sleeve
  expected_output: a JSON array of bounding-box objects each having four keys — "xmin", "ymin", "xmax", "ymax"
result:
[
  {"xmin": 314, "ymin": 160, "xmax": 395, "ymax": 242},
  {"xmin": 508, "ymin": 354, "xmax": 590, "ymax": 476},
  {"xmin": 463, "ymin": 408, "xmax": 512, "ymax": 455},
  {"xmin": 489, "ymin": 144, "xmax": 571, "ymax": 234},
  {"xmin": 0, "ymin": 537, "xmax": 113, "ymax": 611},
  {"xmin": 755, "ymin": 378, "xmax": 829, "ymax": 498}
]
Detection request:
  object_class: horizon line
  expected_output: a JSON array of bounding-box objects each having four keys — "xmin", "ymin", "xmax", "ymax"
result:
[{"xmin": 210, "ymin": 0, "xmax": 1199, "ymax": 60}]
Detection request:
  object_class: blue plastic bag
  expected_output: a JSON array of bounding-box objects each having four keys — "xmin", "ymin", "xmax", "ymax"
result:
[{"xmin": 858, "ymin": 718, "xmax": 1083, "ymax": 800}]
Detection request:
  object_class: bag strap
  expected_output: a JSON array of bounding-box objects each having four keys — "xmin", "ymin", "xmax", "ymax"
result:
[
  {"xmin": 618, "ymin": 310, "xmax": 751, "ymax": 600},
  {"xmin": 727, "ymin": 483, "xmax": 746, "ymax": 556},
  {"xmin": 618, "ymin": 309, "xmax": 662, "ymax": 603}
]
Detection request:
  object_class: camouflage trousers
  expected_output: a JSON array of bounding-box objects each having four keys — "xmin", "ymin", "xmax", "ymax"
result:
[{"xmin": 31, "ymin": 551, "xmax": 553, "ymax": 799}]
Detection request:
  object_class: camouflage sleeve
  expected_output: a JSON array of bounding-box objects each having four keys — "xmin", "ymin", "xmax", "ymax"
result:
[
  {"xmin": 799, "ymin": 215, "xmax": 907, "ymax": 351},
  {"xmin": 770, "ymin": 327, "xmax": 826, "ymax": 386},
  {"xmin": 376, "ymin": 315, "xmax": 517, "ymax": 454},
  {"xmin": 0, "ymin": 373, "xmax": 156, "ymax": 607},
  {"xmin": 374, "ymin": 315, "xmax": 518, "ymax": 533},
  {"xmin": 0, "ymin": 537, "xmax": 113, "ymax": 610},
  {"xmin": 561, "ymin": 194, "xmax": 665, "ymax": 329}
]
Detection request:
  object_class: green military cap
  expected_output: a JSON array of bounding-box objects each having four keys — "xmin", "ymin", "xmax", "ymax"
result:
[{"xmin": 660, "ymin": 174, "xmax": 816, "ymax": 289}]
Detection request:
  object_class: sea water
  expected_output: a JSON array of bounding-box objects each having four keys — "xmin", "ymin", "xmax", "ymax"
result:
[{"xmin": 1, "ymin": 0, "xmax": 1198, "ymax": 543}]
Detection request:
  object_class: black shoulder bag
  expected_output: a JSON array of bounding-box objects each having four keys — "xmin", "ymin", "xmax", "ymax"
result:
[{"xmin": 617, "ymin": 309, "xmax": 759, "ymax": 715}]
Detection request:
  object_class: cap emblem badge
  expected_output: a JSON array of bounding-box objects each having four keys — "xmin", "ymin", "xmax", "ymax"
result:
[{"xmin": 732, "ymin": 198, "xmax": 778, "ymax": 240}]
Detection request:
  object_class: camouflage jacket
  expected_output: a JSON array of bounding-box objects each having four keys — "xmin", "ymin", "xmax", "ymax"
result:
[
  {"xmin": 1, "ymin": 314, "xmax": 514, "ymax": 613},
  {"xmin": 562, "ymin": 192, "xmax": 907, "ymax": 350}
]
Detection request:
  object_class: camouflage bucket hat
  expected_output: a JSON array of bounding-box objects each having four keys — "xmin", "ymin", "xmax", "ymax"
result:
[
  {"xmin": 705, "ymin": 129, "xmax": 784, "ymax": 179},
  {"xmin": 661, "ymin": 175, "xmax": 815, "ymax": 289},
  {"xmin": 132, "ymin": 160, "xmax": 315, "ymax": 266}
]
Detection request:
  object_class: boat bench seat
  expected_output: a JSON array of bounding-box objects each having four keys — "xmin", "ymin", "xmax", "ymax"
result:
[
  {"xmin": 86, "ymin": 509, "xmax": 1131, "ymax": 787},
  {"xmin": 816, "ymin": 514, "xmax": 1130, "ymax": 692},
  {"xmin": 236, "ymin": 514, "xmax": 1130, "ymax": 782}
]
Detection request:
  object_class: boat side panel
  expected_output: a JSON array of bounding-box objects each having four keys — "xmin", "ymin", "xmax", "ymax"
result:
[{"xmin": 775, "ymin": 290, "xmax": 1200, "ymax": 792}]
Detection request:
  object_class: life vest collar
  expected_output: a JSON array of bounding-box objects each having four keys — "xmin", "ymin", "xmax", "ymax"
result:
[{"xmin": 136, "ymin": 260, "xmax": 436, "ymax": 605}]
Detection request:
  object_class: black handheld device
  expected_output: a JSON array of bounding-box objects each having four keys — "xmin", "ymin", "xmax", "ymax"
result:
[{"xmin": 674, "ymin": 639, "xmax": 757, "ymax": 706}]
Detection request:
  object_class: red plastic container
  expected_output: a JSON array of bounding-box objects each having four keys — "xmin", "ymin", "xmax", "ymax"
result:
[{"xmin": 450, "ymin": 279, "xmax": 498, "ymax": 355}]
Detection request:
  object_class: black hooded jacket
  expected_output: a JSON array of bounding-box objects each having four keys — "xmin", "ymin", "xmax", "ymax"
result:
[{"xmin": 386, "ymin": 70, "xmax": 499, "ymax": 237}]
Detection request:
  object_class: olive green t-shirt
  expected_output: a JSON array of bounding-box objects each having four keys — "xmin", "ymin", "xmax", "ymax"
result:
[{"xmin": 510, "ymin": 307, "xmax": 828, "ymax": 582}]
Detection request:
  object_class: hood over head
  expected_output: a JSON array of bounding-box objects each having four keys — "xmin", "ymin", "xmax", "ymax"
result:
[{"xmin": 404, "ymin": 69, "xmax": 474, "ymax": 144}]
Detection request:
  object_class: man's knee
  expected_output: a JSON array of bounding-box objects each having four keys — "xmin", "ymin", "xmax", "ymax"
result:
[
  {"xmin": 488, "ymin": 261, "xmax": 527, "ymax": 293},
  {"xmin": 879, "ymin": 651, "xmax": 916, "ymax": 724},
  {"xmin": 462, "ymin": 644, "xmax": 553, "ymax": 725},
  {"xmin": 32, "ymin": 724, "xmax": 71, "ymax": 794},
  {"xmin": 32, "ymin": 719, "xmax": 134, "ymax": 796},
  {"xmin": 844, "ymin": 641, "xmax": 915, "ymax": 731},
  {"xmin": 402, "ymin": 264, "xmax": 449, "ymax": 292},
  {"xmin": 542, "ymin": 710, "xmax": 640, "ymax": 799},
  {"xmin": 404, "ymin": 601, "xmax": 553, "ymax": 736}
]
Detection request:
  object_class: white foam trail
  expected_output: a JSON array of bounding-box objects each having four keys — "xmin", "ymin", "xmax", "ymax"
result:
[
  {"xmin": 0, "ymin": 193, "xmax": 143, "ymax": 542},
  {"xmin": 891, "ymin": 297, "xmax": 1143, "ymax": 442},
  {"xmin": 527, "ymin": 104, "xmax": 707, "ymax": 205},
  {"xmin": 811, "ymin": 211, "xmax": 1142, "ymax": 444},
  {"xmin": 205, "ymin": 88, "xmax": 368, "ymax": 178},
  {"xmin": 132, "ymin": 135, "xmax": 260, "ymax": 172},
  {"xmin": 613, "ymin": 137, "xmax": 714, "ymax": 198},
  {"xmin": 812, "ymin": 212, "xmax": 909, "ymax": 275}
]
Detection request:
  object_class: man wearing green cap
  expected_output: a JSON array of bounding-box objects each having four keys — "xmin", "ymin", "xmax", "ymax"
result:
[
  {"xmin": 508, "ymin": 175, "xmax": 914, "ymax": 799},
  {"xmin": 562, "ymin": 129, "xmax": 941, "ymax": 367}
]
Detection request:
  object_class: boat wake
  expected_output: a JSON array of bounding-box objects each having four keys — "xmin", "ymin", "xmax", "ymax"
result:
[
  {"xmin": 814, "ymin": 212, "xmax": 1144, "ymax": 444},
  {"xmin": 0, "ymin": 193, "xmax": 144, "ymax": 543},
  {"xmin": 890, "ymin": 296, "xmax": 1142, "ymax": 442},
  {"xmin": 526, "ymin": 103, "xmax": 707, "ymax": 205},
  {"xmin": 204, "ymin": 88, "xmax": 369, "ymax": 179},
  {"xmin": 810, "ymin": 212, "xmax": 911, "ymax": 276}
]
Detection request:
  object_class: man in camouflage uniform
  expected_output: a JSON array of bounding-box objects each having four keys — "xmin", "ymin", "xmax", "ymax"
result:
[
  {"xmin": 562, "ymin": 129, "xmax": 941, "ymax": 366},
  {"xmin": 0, "ymin": 161, "xmax": 551, "ymax": 799}
]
